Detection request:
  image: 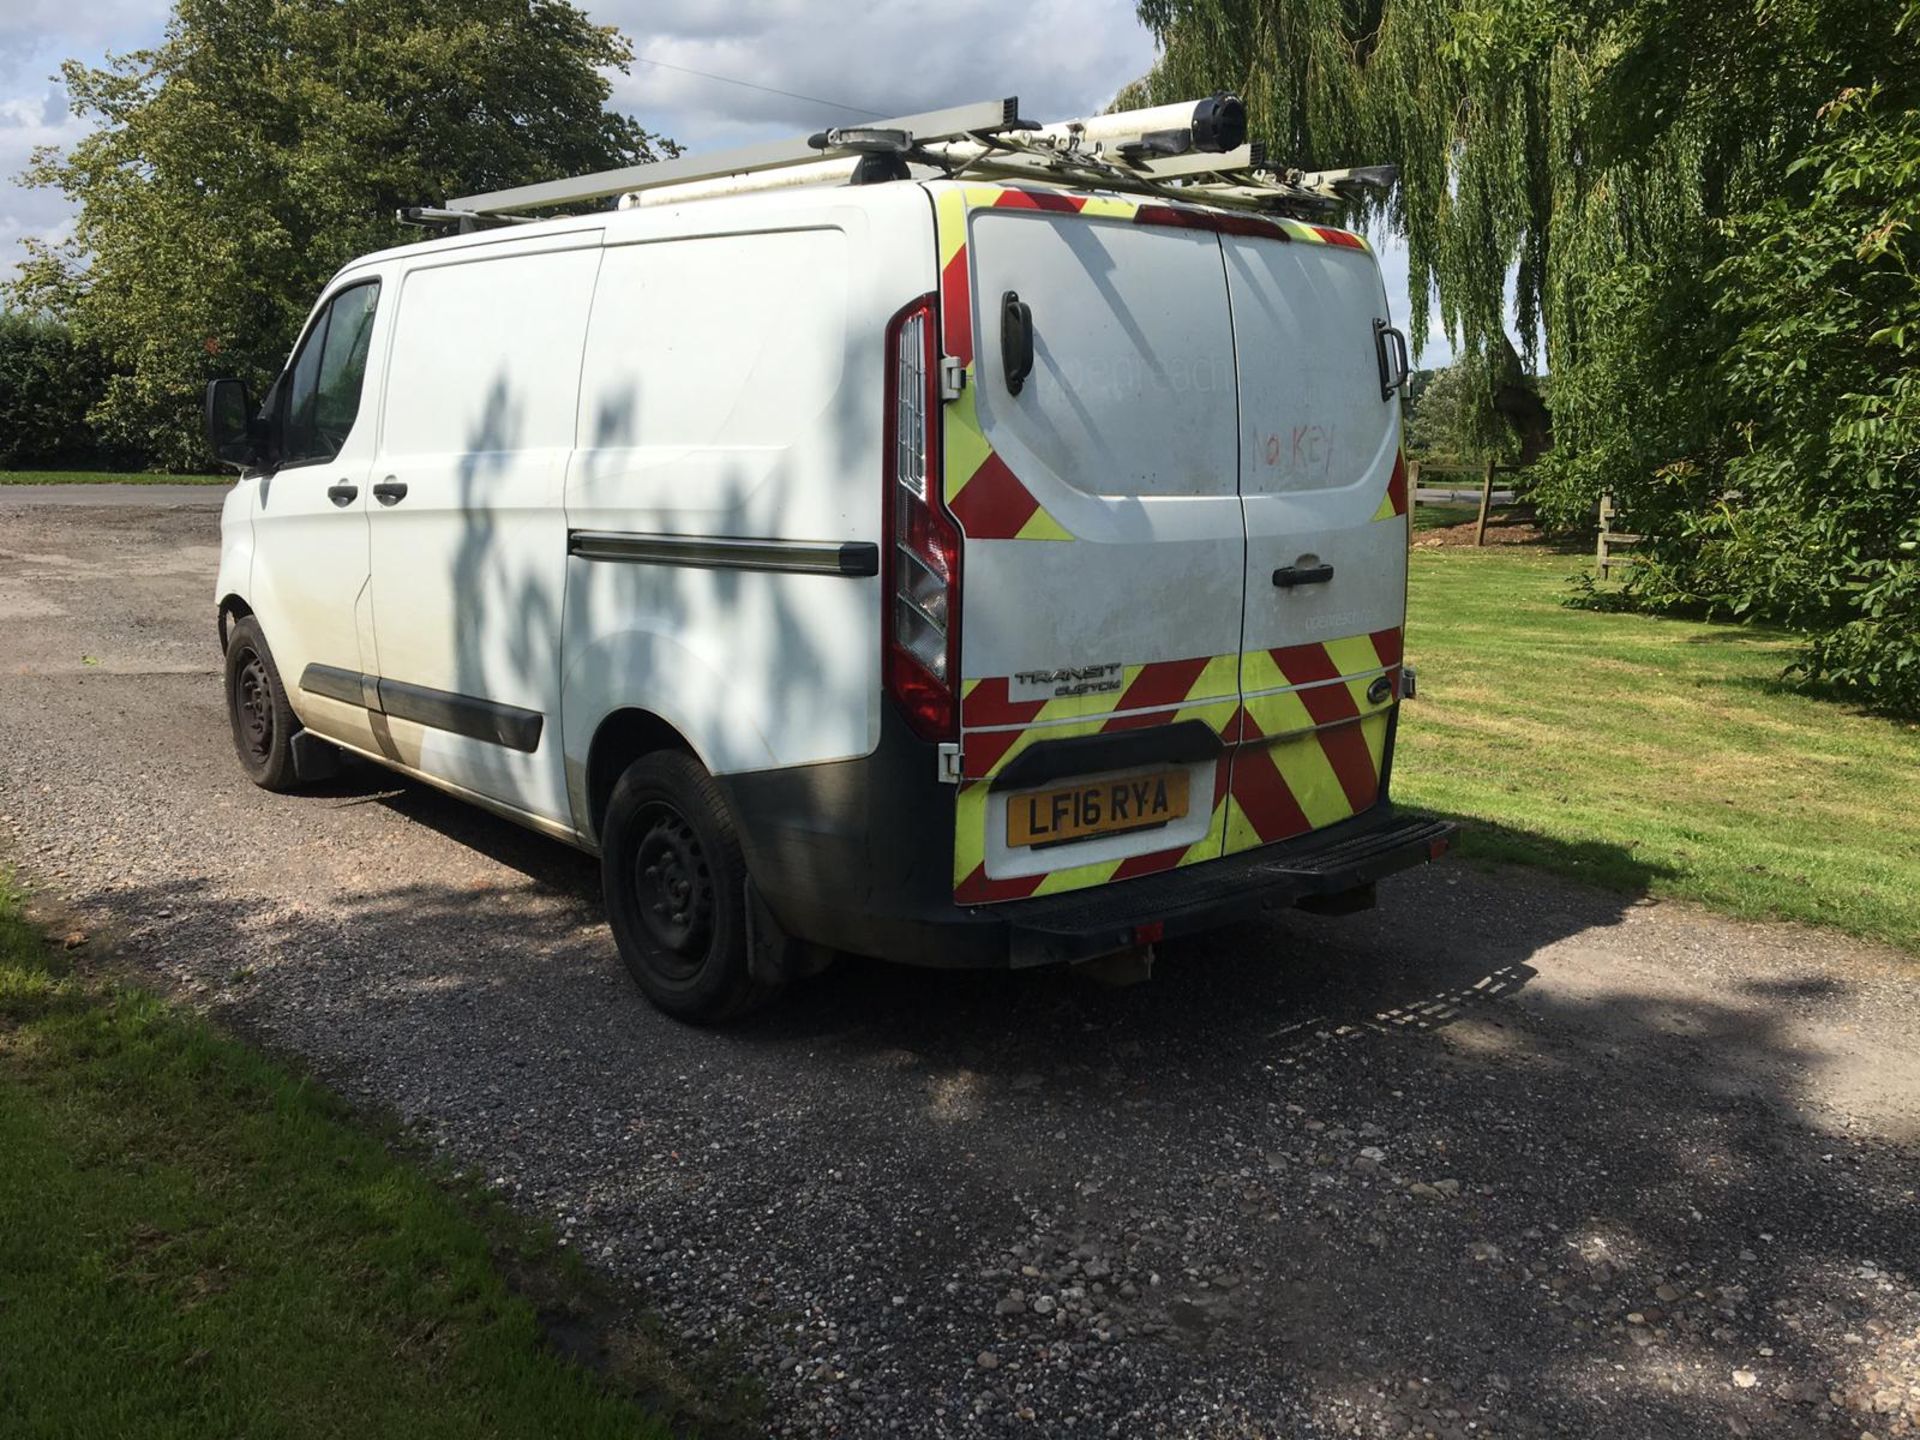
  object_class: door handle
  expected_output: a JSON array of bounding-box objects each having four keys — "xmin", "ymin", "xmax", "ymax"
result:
[
  {"xmin": 372, "ymin": 479, "xmax": 408, "ymax": 505},
  {"xmin": 326, "ymin": 483, "xmax": 358, "ymax": 506},
  {"xmin": 1273, "ymin": 563, "xmax": 1335, "ymax": 589}
]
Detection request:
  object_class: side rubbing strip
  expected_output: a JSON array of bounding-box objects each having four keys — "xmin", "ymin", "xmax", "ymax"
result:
[
  {"xmin": 376, "ymin": 679, "xmax": 544, "ymax": 754},
  {"xmin": 300, "ymin": 664, "xmax": 544, "ymax": 753},
  {"xmin": 300, "ymin": 663, "xmax": 367, "ymax": 707},
  {"xmin": 569, "ymin": 531, "xmax": 879, "ymax": 578}
]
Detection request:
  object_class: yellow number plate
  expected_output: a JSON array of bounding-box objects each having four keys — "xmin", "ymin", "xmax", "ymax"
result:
[{"xmin": 1006, "ymin": 770, "xmax": 1190, "ymax": 849}]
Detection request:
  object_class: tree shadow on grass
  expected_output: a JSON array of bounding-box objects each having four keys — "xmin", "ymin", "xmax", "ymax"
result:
[{"xmin": 1420, "ymin": 811, "xmax": 1683, "ymax": 900}]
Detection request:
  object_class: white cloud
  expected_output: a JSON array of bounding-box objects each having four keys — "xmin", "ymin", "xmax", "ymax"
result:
[
  {"xmin": 0, "ymin": 81, "xmax": 90, "ymax": 285},
  {"xmin": 596, "ymin": 0, "xmax": 1159, "ymax": 149}
]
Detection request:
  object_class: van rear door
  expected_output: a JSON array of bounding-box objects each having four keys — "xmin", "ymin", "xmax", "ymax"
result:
[
  {"xmin": 939, "ymin": 187, "xmax": 1245, "ymax": 904},
  {"xmin": 1220, "ymin": 228, "xmax": 1408, "ymax": 857}
]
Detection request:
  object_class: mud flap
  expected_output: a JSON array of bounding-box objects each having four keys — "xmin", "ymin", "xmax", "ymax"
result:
[
  {"xmin": 745, "ymin": 878, "xmax": 833, "ymax": 986},
  {"xmin": 290, "ymin": 730, "xmax": 343, "ymax": 783}
]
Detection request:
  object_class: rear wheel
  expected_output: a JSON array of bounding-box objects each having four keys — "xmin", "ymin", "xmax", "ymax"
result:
[
  {"xmin": 223, "ymin": 616, "xmax": 301, "ymax": 791},
  {"xmin": 601, "ymin": 751, "xmax": 772, "ymax": 1023}
]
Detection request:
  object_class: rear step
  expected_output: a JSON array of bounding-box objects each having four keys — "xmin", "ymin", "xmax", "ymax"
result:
[{"xmin": 997, "ymin": 809, "xmax": 1457, "ymax": 966}]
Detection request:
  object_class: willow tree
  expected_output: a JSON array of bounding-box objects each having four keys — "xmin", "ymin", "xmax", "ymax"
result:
[{"xmin": 1124, "ymin": 0, "xmax": 1905, "ymax": 475}]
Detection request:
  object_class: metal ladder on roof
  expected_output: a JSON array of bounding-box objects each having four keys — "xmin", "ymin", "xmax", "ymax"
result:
[{"xmin": 404, "ymin": 94, "xmax": 1395, "ymax": 231}]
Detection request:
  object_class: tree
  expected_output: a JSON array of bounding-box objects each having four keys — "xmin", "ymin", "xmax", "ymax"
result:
[
  {"xmin": 11, "ymin": 0, "xmax": 670, "ymax": 470},
  {"xmin": 1651, "ymin": 82, "xmax": 1920, "ymax": 713},
  {"xmin": 1406, "ymin": 362, "xmax": 1500, "ymax": 465}
]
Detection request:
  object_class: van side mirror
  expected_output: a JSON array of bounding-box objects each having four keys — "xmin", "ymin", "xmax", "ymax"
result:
[{"xmin": 204, "ymin": 378, "xmax": 261, "ymax": 469}]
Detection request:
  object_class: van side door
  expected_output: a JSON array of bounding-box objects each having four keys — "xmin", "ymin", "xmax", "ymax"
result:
[
  {"xmin": 248, "ymin": 275, "xmax": 386, "ymax": 749},
  {"xmin": 364, "ymin": 233, "xmax": 603, "ymax": 825},
  {"xmin": 1222, "ymin": 229, "xmax": 1408, "ymax": 857},
  {"xmin": 945, "ymin": 192, "xmax": 1247, "ymax": 904}
]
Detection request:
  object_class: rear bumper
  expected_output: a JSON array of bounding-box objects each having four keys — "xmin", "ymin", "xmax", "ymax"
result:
[
  {"xmin": 996, "ymin": 808, "xmax": 1456, "ymax": 966},
  {"xmin": 717, "ymin": 707, "xmax": 1456, "ymax": 970}
]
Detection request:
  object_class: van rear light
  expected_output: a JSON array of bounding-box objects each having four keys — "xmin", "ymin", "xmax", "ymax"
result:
[{"xmin": 883, "ymin": 295, "xmax": 961, "ymax": 742}]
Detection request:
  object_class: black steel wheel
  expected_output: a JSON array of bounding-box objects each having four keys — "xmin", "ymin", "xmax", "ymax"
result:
[
  {"xmin": 223, "ymin": 616, "xmax": 301, "ymax": 791},
  {"xmin": 601, "ymin": 750, "xmax": 771, "ymax": 1023}
]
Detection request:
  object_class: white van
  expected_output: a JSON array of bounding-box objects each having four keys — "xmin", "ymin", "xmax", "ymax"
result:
[{"xmin": 206, "ymin": 98, "xmax": 1455, "ymax": 1020}]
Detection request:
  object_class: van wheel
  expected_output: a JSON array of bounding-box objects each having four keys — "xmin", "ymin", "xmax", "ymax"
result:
[
  {"xmin": 223, "ymin": 616, "xmax": 301, "ymax": 792},
  {"xmin": 601, "ymin": 752, "xmax": 772, "ymax": 1023}
]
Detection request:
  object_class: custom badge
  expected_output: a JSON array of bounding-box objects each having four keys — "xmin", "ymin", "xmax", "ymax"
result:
[{"xmin": 1008, "ymin": 663, "xmax": 1124, "ymax": 704}]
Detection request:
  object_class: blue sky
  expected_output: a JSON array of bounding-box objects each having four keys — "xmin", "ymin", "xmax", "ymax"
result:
[{"xmin": 0, "ymin": 0, "xmax": 1452, "ymax": 364}]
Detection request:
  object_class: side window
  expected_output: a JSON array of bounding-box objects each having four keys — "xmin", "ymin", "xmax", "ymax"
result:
[{"xmin": 281, "ymin": 281, "xmax": 380, "ymax": 468}]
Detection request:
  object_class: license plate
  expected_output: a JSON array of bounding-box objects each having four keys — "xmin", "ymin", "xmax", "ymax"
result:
[{"xmin": 1006, "ymin": 770, "xmax": 1190, "ymax": 849}]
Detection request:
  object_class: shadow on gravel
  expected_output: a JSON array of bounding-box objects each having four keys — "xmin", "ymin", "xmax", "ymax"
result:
[{"xmin": 66, "ymin": 768, "xmax": 1920, "ymax": 1440}]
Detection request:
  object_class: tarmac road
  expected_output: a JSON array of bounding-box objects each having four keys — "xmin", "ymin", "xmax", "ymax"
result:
[{"xmin": 2, "ymin": 491, "xmax": 1916, "ymax": 1439}]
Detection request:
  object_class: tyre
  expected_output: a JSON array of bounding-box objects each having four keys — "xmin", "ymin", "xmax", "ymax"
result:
[
  {"xmin": 600, "ymin": 750, "xmax": 773, "ymax": 1023},
  {"xmin": 223, "ymin": 616, "xmax": 302, "ymax": 792}
]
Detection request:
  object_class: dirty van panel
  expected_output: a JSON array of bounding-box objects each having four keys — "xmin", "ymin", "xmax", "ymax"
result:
[
  {"xmin": 936, "ymin": 187, "xmax": 1245, "ymax": 904},
  {"xmin": 1221, "ymin": 230, "xmax": 1409, "ymax": 858}
]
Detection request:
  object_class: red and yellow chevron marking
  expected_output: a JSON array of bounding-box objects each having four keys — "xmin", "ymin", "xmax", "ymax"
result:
[
  {"xmin": 1372, "ymin": 447, "xmax": 1410, "ymax": 523},
  {"xmin": 952, "ymin": 648, "xmax": 1240, "ymax": 903},
  {"xmin": 937, "ymin": 188, "xmax": 1072, "ymax": 542},
  {"xmin": 1225, "ymin": 628, "xmax": 1403, "ymax": 855},
  {"xmin": 951, "ymin": 629, "xmax": 1407, "ymax": 904},
  {"xmin": 935, "ymin": 184, "xmax": 1375, "ymax": 545}
]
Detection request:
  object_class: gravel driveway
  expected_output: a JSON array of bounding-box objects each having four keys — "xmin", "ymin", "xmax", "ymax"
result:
[{"xmin": 3, "ymin": 494, "xmax": 1917, "ymax": 1440}]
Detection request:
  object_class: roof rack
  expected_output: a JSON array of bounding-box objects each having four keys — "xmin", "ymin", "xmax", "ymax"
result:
[{"xmin": 440, "ymin": 94, "xmax": 1394, "ymax": 222}]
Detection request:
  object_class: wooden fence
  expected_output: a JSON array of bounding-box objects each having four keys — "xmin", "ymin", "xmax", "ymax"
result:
[
  {"xmin": 1406, "ymin": 458, "xmax": 1522, "ymax": 546},
  {"xmin": 1595, "ymin": 493, "xmax": 1643, "ymax": 579}
]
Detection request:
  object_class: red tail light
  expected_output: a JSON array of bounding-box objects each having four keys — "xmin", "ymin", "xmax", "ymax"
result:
[{"xmin": 883, "ymin": 294, "xmax": 961, "ymax": 741}]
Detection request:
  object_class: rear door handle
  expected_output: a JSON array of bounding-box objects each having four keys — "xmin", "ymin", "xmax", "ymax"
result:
[
  {"xmin": 372, "ymin": 479, "xmax": 408, "ymax": 505},
  {"xmin": 1273, "ymin": 563, "xmax": 1335, "ymax": 588},
  {"xmin": 326, "ymin": 483, "xmax": 357, "ymax": 506}
]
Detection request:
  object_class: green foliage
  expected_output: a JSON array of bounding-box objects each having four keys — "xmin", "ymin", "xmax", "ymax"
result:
[
  {"xmin": 1405, "ymin": 362, "xmax": 1546, "ymax": 467},
  {"xmin": 0, "ymin": 312, "xmax": 117, "ymax": 469},
  {"xmin": 1403, "ymin": 363, "xmax": 1483, "ymax": 464},
  {"xmin": 1648, "ymin": 81, "xmax": 1920, "ymax": 713},
  {"xmin": 10, "ymin": 0, "xmax": 670, "ymax": 470}
]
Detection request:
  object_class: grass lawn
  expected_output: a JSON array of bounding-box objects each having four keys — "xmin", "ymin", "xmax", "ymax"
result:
[
  {"xmin": 0, "ymin": 469, "xmax": 228, "ymax": 484},
  {"xmin": 1399, "ymin": 545, "xmax": 1920, "ymax": 954},
  {"xmin": 0, "ymin": 875, "xmax": 742, "ymax": 1439}
]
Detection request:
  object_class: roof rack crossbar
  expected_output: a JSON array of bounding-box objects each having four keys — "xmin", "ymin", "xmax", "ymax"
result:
[{"xmin": 450, "ymin": 97, "xmax": 1022, "ymax": 215}]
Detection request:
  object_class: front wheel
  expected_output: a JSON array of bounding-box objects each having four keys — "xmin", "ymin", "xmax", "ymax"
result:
[
  {"xmin": 600, "ymin": 751, "xmax": 773, "ymax": 1023},
  {"xmin": 223, "ymin": 616, "xmax": 301, "ymax": 791}
]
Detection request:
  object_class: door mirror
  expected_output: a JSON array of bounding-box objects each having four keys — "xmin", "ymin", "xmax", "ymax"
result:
[{"xmin": 204, "ymin": 378, "xmax": 261, "ymax": 469}]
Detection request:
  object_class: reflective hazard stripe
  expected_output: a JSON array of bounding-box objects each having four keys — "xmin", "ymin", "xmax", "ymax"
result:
[
  {"xmin": 952, "ymin": 629, "xmax": 1403, "ymax": 903},
  {"xmin": 1225, "ymin": 627, "xmax": 1403, "ymax": 855},
  {"xmin": 936, "ymin": 187, "xmax": 1071, "ymax": 542},
  {"xmin": 953, "ymin": 648, "xmax": 1241, "ymax": 903},
  {"xmin": 1372, "ymin": 448, "xmax": 1410, "ymax": 523}
]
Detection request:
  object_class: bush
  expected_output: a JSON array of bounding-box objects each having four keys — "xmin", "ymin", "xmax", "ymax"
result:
[
  {"xmin": 0, "ymin": 312, "xmax": 115, "ymax": 469},
  {"xmin": 1695, "ymin": 83, "xmax": 1920, "ymax": 713}
]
